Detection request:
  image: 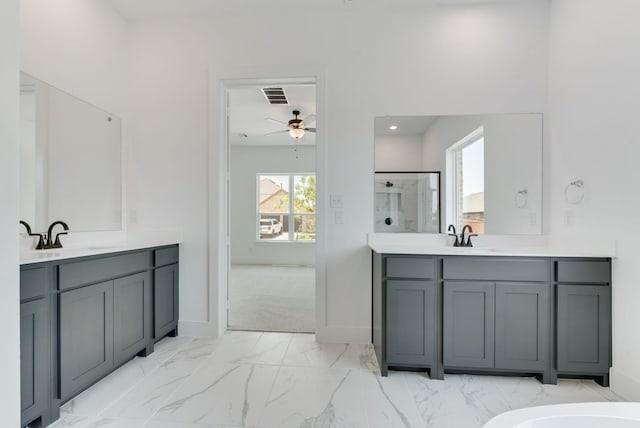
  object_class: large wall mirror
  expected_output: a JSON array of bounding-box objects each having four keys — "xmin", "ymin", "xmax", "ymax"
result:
[
  {"xmin": 20, "ymin": 72, "xmax": 122, "ymax": 232},
  {"xmin": 375, "ymin": 113, "xmax": 542, "ymax": 235}
]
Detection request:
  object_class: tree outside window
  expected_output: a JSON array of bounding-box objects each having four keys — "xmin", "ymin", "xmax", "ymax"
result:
[{"xmin": 258, "ymin": 174, "xmax": 315, "ymax": 242}]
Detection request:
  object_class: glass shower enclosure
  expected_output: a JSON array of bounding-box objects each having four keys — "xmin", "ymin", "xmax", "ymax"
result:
[{"xmin": 374, "ymin": 172, "xmax": 440, "ymax": 233}]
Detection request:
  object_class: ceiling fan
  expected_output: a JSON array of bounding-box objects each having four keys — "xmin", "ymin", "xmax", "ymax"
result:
[{"xmin": 265, "ymin": 110, "xmax": 316, "ymax": 140}]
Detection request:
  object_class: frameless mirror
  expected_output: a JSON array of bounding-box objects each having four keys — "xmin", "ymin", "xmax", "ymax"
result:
[
  {"xmin": 375, "ymin": 113, "xmax": 542, "ymax": 235},
  {"xmin": 20, "ymin": 72, "xmax": 122, "ymax": 232}
]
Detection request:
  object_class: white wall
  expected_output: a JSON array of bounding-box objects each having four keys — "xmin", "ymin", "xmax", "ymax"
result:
[
  {"xmin": 375, "ymin": 134, "xmax": 424, "ymax": 171},
  {"xmin": 547, "ymin": 0, "xmax": 640, "ymax": 400},
  {"xmin": 20, "ymin": 0, "xmax": 127, "ymax": 115},
  {"xmin": 422, "ymin": 114, "xmax": 542, "ymax": 234},
  {"xmin": 0, "ymin": 0, "xmax": 22, "ymax": 423},
  {"xmin": 230, "ymin": 145, "xmax": 315, "ymax": 265},
  {"xmin": 125, "ymin": 1, "xmax": 549, "ymax": 341}
]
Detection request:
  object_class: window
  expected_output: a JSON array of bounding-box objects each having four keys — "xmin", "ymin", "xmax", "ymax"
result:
[
  {"xmin": 446, "ymin": 127, "xmax": 485, "ymax": 234},
  {"xmin": 257, "ymin": 174, "xmax": 316, "ymax": 242}
]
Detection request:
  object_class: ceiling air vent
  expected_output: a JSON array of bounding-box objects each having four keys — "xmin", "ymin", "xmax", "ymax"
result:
[{"xmin": 261, "ymin": 87, "xmax": 289, "ymax": 105}]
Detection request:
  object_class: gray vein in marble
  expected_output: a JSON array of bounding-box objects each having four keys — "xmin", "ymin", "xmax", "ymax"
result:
[
  {"xmin": 241, "ymin": 364, "xmax": 255, "ymax": 426},
  {"xmin": 160, "ymin": 365, "xmax": 241, "ymax": 414},
  {"xmin": 375, "ymin": 376, "xmax": 411, "ymax": 428},
  {"xmin": 328, "ymin": 344, "xmax": 349, "ymax": 368},
  {"xmin": 299, "ymin": 369, "xmax": 352, "ymax": 428}
]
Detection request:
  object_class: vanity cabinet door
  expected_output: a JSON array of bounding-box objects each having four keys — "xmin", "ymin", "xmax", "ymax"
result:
[
  {"xmin": 443, "ymin": 281, "xmax": 495, "ymax": 368},
  {"xmin": 495, "ymin": 283, "xmax": 550, "ymax": 371},
  {"xmin": 59, "ymin": 281, "xmax": 114, "ymax": 401},
  {"xmin": 114, "ymin": 272, "xmax": 152, "ymax": 366},
  {"xmin": 20, "ymin": 298, "xmax": 49, "ymax": 427},
  {"xmin": 557, "ymin": 284, "xmax": 610, "ymax": 373},
  {"xmin": 385, "ymin": 280, "xmax": 437, "ymax": 366},
  {"xmin": 154, "ymin": 263, "xmax": 179, "ymax": 340}
]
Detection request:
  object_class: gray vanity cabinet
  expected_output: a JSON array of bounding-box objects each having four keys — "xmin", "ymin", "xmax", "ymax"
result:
[
  {"xmin": 386, "ymin": 280, "xmax": 437, "ymax": 366},
  {"xmin": 374, "ymin": 252, "xmax": 610, "ymax": 385},
  {"xmin": 442, "ymin": 257, "xmax": 551, "ymax": 376},
  {"xmin": 555, "ymin": 260, "xmax": 611, "ymax": 385},
  {"xmin": 373, "ymin": 254, "xmax": 442, "ymax": 378},
  {"xmin": 59, "ymin": 281, "xmax": 114, "ymax": 401},
  {"xmin": 114, "ymin": 271, "xmax": 152, "ymax": 366},
  {"xmin": 494, "ymin": 283, "xmax": 550, "ymax": 371},
  {"xmin": 443, "ymin": 281, "xmax": 495, "ymax": 368},
  {"xmin": 20, "ymin": 266, "xmax": 51, "ymax": 428},
  {"xmin": 153, "ymin": 247, "xmax": 179, "ymax": 340}
]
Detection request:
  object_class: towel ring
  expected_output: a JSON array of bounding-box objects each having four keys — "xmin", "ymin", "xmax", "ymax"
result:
[
  {"xmin": 564, "ymin": 179, "xmax": 584, "ymax": 204},
  {"xmin": 514, "ymin": 189, "xmax": 528, "ymax": 208}
]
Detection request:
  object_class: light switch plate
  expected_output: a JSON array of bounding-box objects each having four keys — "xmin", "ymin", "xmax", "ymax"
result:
[{"xmin": 330, "ymin": 194, "xmax": 344, "ymax": 208}]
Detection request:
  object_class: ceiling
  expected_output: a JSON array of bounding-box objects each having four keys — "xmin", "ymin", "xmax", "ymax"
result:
[
  {"xmin": 375, "ymin": 116, "xmax": 436, "ymax": 136},
  {"xmin": 228, "ymin": 84, "xmax": 316, "ymax": 147}
]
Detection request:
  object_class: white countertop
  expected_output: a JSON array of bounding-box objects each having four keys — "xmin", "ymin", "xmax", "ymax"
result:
[
  {"xmin": 368, "ymin": 233, "xmax": 616, "ymax": 258},
  {"xmin": 20, "ymin": 239, "xmax": 180, "ymax": 265}
]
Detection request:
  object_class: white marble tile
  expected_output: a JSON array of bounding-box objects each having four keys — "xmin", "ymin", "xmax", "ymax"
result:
[
  {"xmin": 61, "ymin": 356, "xmax": 162, "ymax": 417},
  {"xmin": 494, "ymin": 377, "xmax": 622, "ymax": 409},
  {"xmin": 171, "ymin": 336, "xmax": 221, "ymax": 362},
  {"xmin": 150, "ymin": 362, "xmax": 279, "ymax": 426},
  {"xmin": 283, "ymin": 333, "xmax": 378, "ymax": 372},
  {"xmin": 151, "ymin": 336, "xmax": 194, "ymax": 363},
  {"xmin": 403, "ymin": 373, "xmax": 510, "ymax": 428},
  {"xmin": 50, "ymin": 414, "xmax": 144, "ymax": 428},
  {"xmin": 360, "ymin": 370, "xmax": 424, "ymax": 428},
  {"xmin": 259, "ymin": 366, "xmax": 368, "ymax": 428},
  {"xmin": 204, "ymin": 331, "xmax": 290, "ymax": 365},
  {"xmin": 101, "ymin": 357, "xmax": 202, "ymax": 420},
  {"xmin": 142, "ymin": 421, "xmax": 219, "ymax": 428}
]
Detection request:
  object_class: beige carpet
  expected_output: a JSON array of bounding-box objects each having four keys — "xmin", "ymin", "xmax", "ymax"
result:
[{"xmin": 228, "ymin": 264, "xmax": 315, "ymax": 333}]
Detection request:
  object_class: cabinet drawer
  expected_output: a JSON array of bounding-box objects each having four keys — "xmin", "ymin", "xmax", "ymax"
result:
[
  {"xmin": 385, "ymin": 256, "xmax": 435, "ymax": 279},
  {"xmin": 556, "ymin": 261, "xmax": 610, "ymax": 284},
  {"xmin": 443, "ymin": 257, "xmax": 548, "ymax": 282},
  {"xmin": 59, "ymin": 251, "xmax": 152, "ymax": 291},
  {"xmin": 154, "ymin": 246, "xmax": 179, "ymax": 267},
  {"xmin": 20, "ymin": 267, "xmax": 48, "ymax": 302}
]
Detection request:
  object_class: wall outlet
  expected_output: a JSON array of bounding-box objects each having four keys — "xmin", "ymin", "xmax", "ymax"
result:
[
  {"xmin": 335, "ymin": 209, "xmax": 345, "ymax": 224},
  {"xmin": 330, "ymin": 194, "xmax": 344, "ymax": 208},
  {"xmin": 528, "ymin": 212, "xmax": 537, "ymax": 227}
]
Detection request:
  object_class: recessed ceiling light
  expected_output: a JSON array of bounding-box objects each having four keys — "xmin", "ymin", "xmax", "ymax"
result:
[{"xmin": 389, "ymin": 125, "xmax": 398, "ymax": 130}]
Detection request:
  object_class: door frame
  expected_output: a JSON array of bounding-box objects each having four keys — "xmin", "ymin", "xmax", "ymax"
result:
[{"xmin": 210, "ymin": 70, "xmax": 327, "ymax": 338}]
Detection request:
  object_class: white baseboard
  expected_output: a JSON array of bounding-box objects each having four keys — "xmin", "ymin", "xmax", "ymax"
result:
[
  {"xmin": 315, "ymin": 326, "xmax": 371, "ymax": 344},
  {"xmin": 178, "ymin": 320, "xmax": 218, "ymax": 338},
  {"xmin": 610, "ymin": 366, "xmax": 640, "ymax": 401}
]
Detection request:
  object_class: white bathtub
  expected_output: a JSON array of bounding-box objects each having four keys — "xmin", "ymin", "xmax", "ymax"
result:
[{"xmin": 483, "ymin": 402, "xmax": 640, "ymax": 428}]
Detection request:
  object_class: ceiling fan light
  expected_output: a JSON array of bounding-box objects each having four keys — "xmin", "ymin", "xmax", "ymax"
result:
[{"xmin": 289, "ymin": 127, "xmax": 305, "ymax": 139}]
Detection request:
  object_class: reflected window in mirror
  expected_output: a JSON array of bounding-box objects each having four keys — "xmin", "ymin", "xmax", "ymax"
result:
[{"xmin": 447, "ymin": 126, "xmax": 485, "ymax": 234}]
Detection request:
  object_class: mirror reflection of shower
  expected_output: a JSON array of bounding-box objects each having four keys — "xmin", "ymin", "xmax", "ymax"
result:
[{"xmin": 374, "ymin": 172, "xmax": 440, "ymax": 233}]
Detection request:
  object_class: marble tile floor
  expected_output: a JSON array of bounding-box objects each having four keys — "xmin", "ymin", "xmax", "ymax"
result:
[{"xmin": 51, "ymin": 331, "xmax": 623, "ymax": 428}]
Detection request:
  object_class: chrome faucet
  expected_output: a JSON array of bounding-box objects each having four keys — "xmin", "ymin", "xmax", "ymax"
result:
[
  {"xmin": 460, "ymin": 224, "xmax": 478, "ymax": 247},
  {"xmin": 47, "ymin": 221, "xmax": 69, "ymax": 249}
]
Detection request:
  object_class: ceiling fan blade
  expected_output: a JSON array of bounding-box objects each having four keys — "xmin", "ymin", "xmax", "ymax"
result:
[
  {"xmin": 264, "ymin": 130, "xmax": 289, "ymax": 136},
  {"xmin": 303, "ymin": 127, "xmax": 316, "ymax": 133},
  {"xmin": 302, "ymin": 114, "xmax": 316, "ymax": 125},
  {"xmin": 265, "ymin": 117, "xmax": 288, "ymax": 126}
]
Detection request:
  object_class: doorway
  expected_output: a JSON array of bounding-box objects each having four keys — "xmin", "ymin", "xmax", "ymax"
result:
[{"xmin": 225, "ymin": 82, "xmax": 317, "ymax": 333}]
